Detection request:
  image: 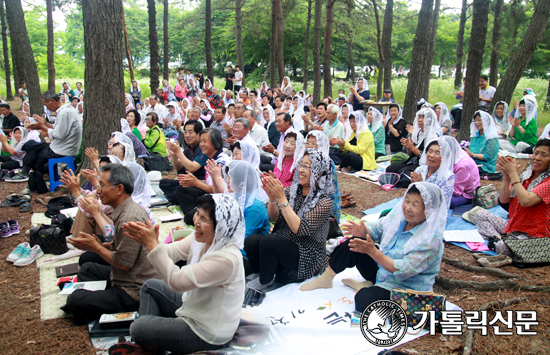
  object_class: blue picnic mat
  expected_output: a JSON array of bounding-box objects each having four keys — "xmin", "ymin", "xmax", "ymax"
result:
[{"xmin": 363, "ymin": 199, "xmax": 509, "ymax": 255}]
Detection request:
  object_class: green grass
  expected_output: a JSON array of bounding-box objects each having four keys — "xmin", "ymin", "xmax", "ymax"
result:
[{"xmin": 2, "ymin": 76, "xmax": 548, "ymax": 128}]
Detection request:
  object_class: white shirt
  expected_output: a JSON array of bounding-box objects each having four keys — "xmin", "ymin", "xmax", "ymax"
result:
[
  {"xmin": 145, "ymin": 103, "xmax": 166, "ymax": 120},
  {"xmin": 234, "ymin": 71, "xmax": 243, "ymax": 86},
  {"xmin": 479, "ymin": 86, "xmax": 496, "ymax": 107},
  {"xmin": 47, "ymin": 103, "xmax": 83, "ymax": 156},
  {"xmin": 249, "ymin": 123, "xmax": 273, "ymax": 158}
]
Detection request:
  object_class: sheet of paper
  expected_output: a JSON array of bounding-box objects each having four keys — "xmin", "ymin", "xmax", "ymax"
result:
[
  {"xmin": 59, "ymin": 280, "xmax": 107, "ymax": 295},
  {"xmin": 443, "ymin": 230, "xmax": 485, "ymax": 243},
  {"xmin": 361, "ymin": 212, "xmax": 381, "ymax": 224},
  {"xmin": 158, "ymin": 213, "xmax": 184, "ymax": 223},
  {"xmin": 60, "ymin": 207, "xmax": 79, "ymax": 219}
]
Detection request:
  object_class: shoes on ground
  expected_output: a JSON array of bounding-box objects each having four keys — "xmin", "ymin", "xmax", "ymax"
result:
[
  {"xmin": 14, "ymin": 244, "xmax": 44, "ymax": 266},
  {"xmin": 7, "ymin": 242, "xmax": 30, "ymax": 263},
  {"xmin": 0, "ymin": 220, "xmax": 20, "ymax": 237},
  {"xmin": 5, "ymin": 172, "xmax": 29, "ymax": 183}
]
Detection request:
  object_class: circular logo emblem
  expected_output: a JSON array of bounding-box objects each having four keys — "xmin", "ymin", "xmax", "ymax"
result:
[{"xmin": 360, "ymin": 300, "xmax": 408, "ymax": 347}]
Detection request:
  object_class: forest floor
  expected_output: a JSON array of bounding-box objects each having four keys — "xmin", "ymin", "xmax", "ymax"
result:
[{"xmin": 0, "ymin": 98, "xmax": 549, "ymax": 354}]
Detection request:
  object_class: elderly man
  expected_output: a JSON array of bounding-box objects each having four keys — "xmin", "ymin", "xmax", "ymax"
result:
[
  {"xmin": 0, "ymin": 103, "xmax": 20, "ymax": 135},
  {"xmin": 303, "ymin": 102, "xmax": 328, "ymax": 133},
  {"xmin": 208, "ymin": 87, "xmax": 222, "ymax": 107},
  {"xmin": 210, "ymin": 106, "xmax": 230, "ymax": 148},
  {"xmin": 144, "ymin": 94, "xmax": 166, "ymax": 119},
  {"xmin": 7, "ymin": 91, "xmax": 82, "ymax": 182},
  {"xmin": 142, "ymin": 112, "xmax": 168, "ymax": 156},
  {"xmin": 243, "ymin": 109, "xmax": 272, "ymax": 163},
  {"xmin": 61, "ymin": 164, "xmax": 159, "ymax": 325}
]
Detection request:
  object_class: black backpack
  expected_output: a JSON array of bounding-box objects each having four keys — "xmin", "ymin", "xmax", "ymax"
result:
[
  {"xmin": 45, "ymin": 196, "xmax": 74, "ymax": 219},
  {"xmin": 28, "ymin": 171, "xmax": 49, "ymax": 194},
  {"xmin": 143, "ymin": 152, "xmax": 172, "ymax": 172}
]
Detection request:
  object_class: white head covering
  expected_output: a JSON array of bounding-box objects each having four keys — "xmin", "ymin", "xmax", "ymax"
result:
[
  {"xmin": 281, "ymin": 76, "xmax": 292, "ymax": 93},
  {"xmin": 385, "ymin": 104, "xmax": 403, "ymax": 126},
  {"xmin": 470, "ymin": 110, "xmax": 498, "ymax": 140},
  {"xmin": 351, "ymin": 110, "xmax": 369, "ymax": 137},
  {"xmin": 120, "ymin": 118, "xmax": 131, "ymax": 134},
  {"xmin": 305, "ymin": 130, "xmax": 330, "ymax": 155},
  {"xmin": 188, "ymin": 194, "xmax": 245, "ymax": 266},
  {"xmin": 434, "ymin": 102, "xmax": 451, "ymax": 126},
  {"xmin": 104, "ymin": 155, "xmax": 123, "ymax": 164},
  {"xmin": 225, "ymin": 160, "xmax": 268, "ymax": 212},
  {"xmin": 234, "ymin": 139, "xmax": 261, "ymax": 168},
  {"xmin": 131, "ymin": 80, "xmax": 141, "ymax": 92},
  {"xmin": 60, "ymin": 81, "xmax": 72, "ymax": 93},
  {"xmin": 260, "ymin": 81, "xmax": 269, "ymax": 93},
  {"xmin": 339, "ymin": 103, "xmax": 353, "ymax": 140},
  {"xmin": 276, "ymin": 130, "xmax": 305, "ymax": 172},
  {"xmin": 439, "ymin": 135, "xmax": 468, "ymax": 167},
  {"xmin": 262, "ymin": 105, "xmax": 276, "ymax": 129},
  {"xmin": 379, "ymin": 182, "xmax": 446, "ymax": 257},
  {"xmin": 200, "ymin": 98, "xmax": 213, "ymax": 112},
  {"xmin": 540, "ymin": 123, "xmax": 550, "ymax": 140},
  {"xmin": 119, "ymin": 142, "xmax": 136, "ymax": 163},
  {"xmin": 288, "ymin": 96, "xmax": 305, "ymax": 131},
  {"xmin": 491, "ymin": 101, "xmax": 509, "ymax": 123},
  {"xmin": 60, "ymin": 93, "xmax": 69, "ymax": 104},
  {"xmin": 22, "ymin": 102, "xmax": 30, "ymax": 115},
  {"xmin": 10, "ymin": 127, "xmax": 30, "ymax": 150},
  {"xmin": 515, "ymin": 95, "xmax": 538, "ymax": 127},
  {"xmin": 354, "ymin": 77, "xmax": 369, "ymax": 93},
  {"xmin": 204, "ymin": 79, "xmax": 212, "ymax": 90},
  {"xmin": 121, "ymin": 161, "xmax": 153, "ymax": 207},
  {"xmin": 288, "ymin": 149, "xmax": 334, "ymax": 218},
  {"xmin": 76, "ymin": 101, "xmax": 84, "ymax": 115},
  {"xmin": 412, "ymin": 108, "xmax": 442, "ymax": 147},
  {"xmin": 511, "ymin": 138, "xmax": 550, "ymax": 199},
  {"xmin": 367, "ymin": 106, "xmax": 384, "ymax": 133},
  {"xmin": 419, "ymin": 137, "xmax": 454, "ymax": 183}
]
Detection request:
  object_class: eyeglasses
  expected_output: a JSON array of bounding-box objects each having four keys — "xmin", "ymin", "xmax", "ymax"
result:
[
  {"xmin": 96, "ymin": 183, "xmax": 117, "ymax": 191},
  {"xmin": 298, "ymin": 163, "xmax": 311, "ymax": 171}
]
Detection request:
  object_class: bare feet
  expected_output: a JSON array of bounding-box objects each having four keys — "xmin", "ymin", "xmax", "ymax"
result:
[
  {"xmin": 341, "ymin": 166, "xmax": 353, "ymax": 173},
  {"xmin": 300, "ymin": 267, "xmax": 336, "ymax": 291},
  {"xmin": 342, "ymin": 278, "xmax": 373, "ymax": 291}
]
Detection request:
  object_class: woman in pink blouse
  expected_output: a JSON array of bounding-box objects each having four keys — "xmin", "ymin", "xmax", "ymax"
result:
[
  {"xmin": 175, "ymin": 79, "xmax": 188, "ymax": 102},
  {"xmin": 440, "ymin": 136, "xmax": 480, "ymax": 207},
  {"xmin": 273, "ymin": 131, "xmax": 305, "ymax": 187}
]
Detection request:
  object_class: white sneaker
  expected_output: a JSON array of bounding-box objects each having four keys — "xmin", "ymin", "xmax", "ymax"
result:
[
  {"xmin": 6, "ymin": 242, "xmax": 30, "ymax": 263},
  {"xmin": 14, "ymin": 245, "xmax": 44, "ymax": 266}
]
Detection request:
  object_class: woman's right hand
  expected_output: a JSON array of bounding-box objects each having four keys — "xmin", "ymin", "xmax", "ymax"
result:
[
  {"xmin": 81, "ymin": 168, "xmax": 99, "ymax": 187},
  {"xmin": 342, "ymin": 220, "xmax": 369, "ymax": 239},
  {"xmin": 59, "ymin": 170, "xmax": 81, "ymax": 195},
  {"xmin": 205, "ymin": 159, "xmax": 222, "ymax": 180},
  {"xmin": 85, "ymin": 147, "xmax": 99, "ymax": 165}
]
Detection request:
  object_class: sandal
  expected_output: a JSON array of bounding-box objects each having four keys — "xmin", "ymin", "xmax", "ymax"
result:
[
  {"xmin": 19, "ymin": 200, "xmax": 32, "ymax": 213},
  {"xmin": 1, "ymin": 195, "xmax": 28, "ymax": 207}
]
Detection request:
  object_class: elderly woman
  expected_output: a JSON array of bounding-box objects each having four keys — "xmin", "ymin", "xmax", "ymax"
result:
[
  {"xmin": 385, "ymin": 104, "xmax": 407, "ymax": 153},
  {"xmin": 349, "ymin": 77, "xmax": 370, "ymax": 112},
  {"xmin": 475, "ymin": 139, "xmax": 550, "ymax": 258},
  {"xmin": 243, "ymin": 150, "xmax": 333, "ymax": 301},
  {"xmin": 288, "ymin": 95, "xmax": 306, "ymax": 131},
  {"xmin": 162, "ymin": 102, "xmax": 181, "ymax": 138},
  {"xmin": 334, "ymin": 111, "xmax": 376, "ymax": 172},
  {"xmin": 492, "ymin": 101, "xmax": 511, "ymax": 139},
  {"xmin": 338, "ymin": 103, "xmax": 354, "ymax": 141},
  {"xmin": 229, "ymin": 140, "xmax": 261, "ymax": 168},
  {"xmin": 273, "ymin": 131, "xmax": 305, "ymax": 187},
  {"xmin": 440, "ymin": 136, "xmax": 480, "ymax": 208},
  {"xmin": 199, "ymin": 99, "xmax": 213, "ymax": 127},
  {"xmin": 301, "ymin": 182, "xmax": 446, "ymax": 313},
  {"xmin": 386, "ymin": 108, "xmax": 441, "ymax": 178},
  {"xmin": 305, "ymin": 131, "xmax": 341, "ymax": 224},
  {"xmin": 0, "ymin": 127, "xmax": 39, "ymax": 172},
  {"xmin": 367, "ymin": 107, "xmax": 386, "ymax": 158},
  {"xmin": 410, "ymin": 137, "xmax": 456, "ymax": 208},
  {"xmin": 499, "ymin": 96, "xmax": 538, "ymax": 153},
  {"xmin": 109, "ymin": 131, "xmax": 142, "ymax": 161},
  {"xmin": 118, "ymin": 194, "xmax": 245, "ymax": 354},
  {"xmin": 464, "ymin": 111, "xmax": 500, "ymax": 174},
  {"xmin": 277, "ymin": 76, "xmax": 293, "ymax": 98},
  {"xmin": 434, "ymin": 102, "xmax": 452, "ymax": 135}
]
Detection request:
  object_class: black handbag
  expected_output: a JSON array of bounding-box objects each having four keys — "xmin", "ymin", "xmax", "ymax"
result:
[
  {"xmin": 142, "ymin": 152, "xmax": 171, "ymax": 172},
  {"xmin": 29, "ymin": 224, "xmax": 69, "ymax": 255}
]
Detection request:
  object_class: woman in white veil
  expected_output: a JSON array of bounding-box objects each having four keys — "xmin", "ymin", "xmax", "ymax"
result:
[
  {"xmin": 434, "ymin": 102, "xmax": 452, "ymax": 135},
  {"xmin": 122, "ymin": 161, "xmax": 153, "ymax": 207},
  {"xmin": 492, "ymin": 101, "xmax": 511, "ymax": 139},
  {"xmin": 367, "ymin": 107, "xmax": 386, "ymax": 158},
  {"xmin": 121, "ymin": 193, "xmax": 246, "ymax": 354},
  {"xmin": 229, "ymin": 140, "xmax": 261, "ymax": 169},
  {"xmin": 288, "ymin": 95, "xmax": 305, "ymax": 131},
  {"xmin": 500, "ymin": 95, "xmax": 538, "ymax": 153},
  {"xmin": 274, "ymin": 131, "xmax": 305, "ymax": 187},
  {"xmin": 338, "ymin": 103, "xmax": 353, "ymax": 141},
  {"xmin": 301, "ymin": 182, "xmax": 446, "ymax": 314},
  {"xmin": 465, "ymin": 110, "xmax": 500, "ymax": 174}
]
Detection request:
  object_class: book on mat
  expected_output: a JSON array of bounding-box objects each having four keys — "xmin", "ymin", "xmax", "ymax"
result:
[
  {"xmin": 99, "ymin": 311, "xmax": 138, "ymax": 324},
  {"xmin": 150, "ymin": 197, "xmax": 169, "ymax": 207},
  {"xmin": 88, "ymin": 319, "xmax": 131, "ymax": 337},
  {"xmin": 443, "ymin": 230, "xmax": 485, "ymax": 243},
  {"xmin": 59, "ymin": 280, "xmax": 107, "ymax": 295},
  {"xmin": 55, "ymin": 263, "xmax": 80, "ymax": 278},
  {"xmin": 158, "ymin": 213, "xmax": 184, "ymax": 223}
]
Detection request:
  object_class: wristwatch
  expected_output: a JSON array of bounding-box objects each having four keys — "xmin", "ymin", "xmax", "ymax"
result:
[{"xmin": 278, "ymin": 201, "xmax": 289, "ymax": 208}]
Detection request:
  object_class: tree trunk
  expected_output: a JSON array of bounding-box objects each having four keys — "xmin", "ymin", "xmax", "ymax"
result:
[
  {"xmin": 163, "ymin": 0, "xmax": 169, "ymax": 80},
  {"xmin": 148, "ymin": 0, "xmax": 159, "ymax": 95},
  {"xmin": 371, "ymin": 0, "xmax": 384, "ymax": 100},
  {"xmin": 82, "ymin": 0, "xmax": 125, "ymax": 161},
  {"xmin": 4, "ymin": 0, "xmax": 42, "ymax": 115},
  {"xmin": 303, "ymin": 0, "xmax": 312, "ymax": 91},
  {"xmin": 269, "ymin": 0, "xmax": 277, "ymax": 88},
  {"xmin": 322, "ymin": 0, "xmax": 336, "ymax": 98},
  {"xmin": 457, "ymin": 0, "xmax": 490, "ymax": 142},
  {"xmin": 421, "ymin": 0, "xmax": 440, "ymax": 101},
  {"xmin": 402, "ymin": 0, "xmax": 433, "ymax": 123},
  {"xmin": 490, "ymin": 0, "xmax": 550, "ymax": 113},
  {"xmin": 205, "ymin": 0, "xmax": 214, "ymax": 83},
  {"xmin": 121, "ymin": 0, "xmax": 134, "ymax": 81},
  {"xmin": 235, "ymin": 0, "xmax": 244, "ymax": 87},
  {"xmin": 0, "ymin": 0, "xmax": 13, "ymax": 100},
  {"xmin": 10, "ymin": 42, "xmax": 20, "ymax": 95},
  {"xmin": 489, "ymin": 0, "xmax": 503, "ymax": 87},
  {"xmin": 275, "ymin": 0, "xmax": 285, "ymax": 86},
  {"xmin": 381, "ymin": 0, "xmax": 393, "ymax": 96},
  {"xmin": 454, "ymin": 0, "xmax": 467, "ymax": 89},
  {"xmin": 312, "ymin": 0, "xmax": 322, "ymax": 104},
  {"xmin": 46, "ymin": 0, "xmax": 55, "ymax": 92}
]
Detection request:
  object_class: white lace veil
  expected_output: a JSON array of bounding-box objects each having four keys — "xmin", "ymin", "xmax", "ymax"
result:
[
  {"xmin": 289, "ymin": 96, "xmax": 305, "ymax": 131},
  {"xmin": 385, "ymin": 104, "xmax": 403, "ymax": 126},
  {"xmin": 226, "ymin": 160, "xmax": 268, "ymax": 212},
  {"xmin": 412, "ymin": 108, "xmax": 441, "ymax": 147},
  {"xmin": 288, "ymin": 149, "xmax": 334, "ymax": 218},
  {"xmin": 188, "ymin": 194, "xmax": 245, "ymax": 266},
  {"xmin": 339, "ymin": 103, "xmax": 353, "ymax": 140},
  {"xmin": 511, "ymin": 138, "xmax": 550, "ymax": 198},
  {"xmin": 470, "ymin": 110, "xmax": 498, "ymax": 140},
  {"xmin": 540, "ymin": 123, "xmax": 550, "ymax": 140},
  {"xmin": 439, "ymin": 135, "xmax": 468, "ymax": 167},
  {"xmin": 276, "ymin": 130, "xmax": 305, "ymax": 172},
  {"xmin": 10, "ymin": 127, "xmax": 29, "ymax": 150},
  {"xmin": 200, "ymin": 98, "xmax": 213, "ymax": 112},
  {"xmin": 354, "ymin": 77, "xmax": 369, "ymax": 93},
  {"xmin": 119, "ymin": 142, "xmax": 136, "ymax": 163},
  {"xmin": 434, "ymin": 102, "xmax": 451, "ymax": 126},
  {"xmin": 235, "ymin": 139, "xmax": 261, "ymax": 168},
  {"xmin": 379, "ymin": 182, "xmax": 446, "ymax": 256},
  {"xmin": 491, "ymin": 101, "xmax": 509, "ymax": 123},
  {"xmin": 352, "ymin": 110, "xmax": 369, "ymax": 136},
  {"xmin": 105, "ymin": 155, "xmax": 122, "ymax": 164},
  {"xmin": 367, "ymin": 107, "xmax": 384, "ymax": 133},
  {"xmin": 120, "ymin": 118, "xmax": 131, "ymax": 134},
  {"xmin": 262, "ymin": 105, "xmax": 276, "ymax": 129},
  {"xmin": 60, "ymin": 81, "xmax": 72, "ymax": 93},
  {"xmin": 515, "ymin": 95, "xmax": 538, "ymax": 127},
  {"xmin": 281, "ymin": 76, "xmax": 292, "ymax": 93},
  {"xmin": 305, "ymin": 131, "xmax": 330, "ymax": 155},
  {"xmin": 418, "ymin": 137, "xmax": 454, "ymax": 183},
  {"xmin": 121, "ymin": 161, "xmax": 153, "ymax": 207}
]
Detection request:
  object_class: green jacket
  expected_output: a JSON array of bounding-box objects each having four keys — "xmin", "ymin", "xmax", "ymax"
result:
[{"xmin": 143, "ymin": 125, "xmax": 167, "ymax": 156}]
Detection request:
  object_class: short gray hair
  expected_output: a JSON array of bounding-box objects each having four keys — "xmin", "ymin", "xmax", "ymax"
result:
[
  {"xmin": 42, "ymin": 90, "xmax": 60, "ymax": 102},
  {"xmin": 327, "ymin": 104, "xmax": 339, "ymax": 114},
  {"xmin": 100, "ymin": 163, "xmax": 134, "ymax": 195},
  {"xmin": 234, "ymin": 117, "xmax": 250, "ymax": 129}
]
